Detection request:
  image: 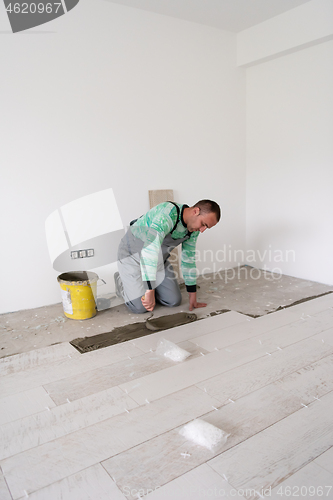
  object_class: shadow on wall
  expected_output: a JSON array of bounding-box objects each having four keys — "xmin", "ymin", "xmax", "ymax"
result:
[{"xmin": 45, "ymin": 187, "xmax": 125, "ymax": 295}]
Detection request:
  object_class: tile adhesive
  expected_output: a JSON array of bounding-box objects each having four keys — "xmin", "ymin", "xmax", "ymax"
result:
[{"xmin": 70, "ymin": 311, "xmax": 201, "ymax": 353}]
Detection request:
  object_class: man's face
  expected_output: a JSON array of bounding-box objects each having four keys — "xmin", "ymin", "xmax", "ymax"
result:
[{"xmin": 187, "ymin": 208, "xmax": 218, "ymax": 233}]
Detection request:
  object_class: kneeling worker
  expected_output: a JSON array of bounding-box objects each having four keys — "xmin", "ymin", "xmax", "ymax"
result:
[{"xmin": 115, "ymin": 199, "xmax": 221, "ymax": 314}]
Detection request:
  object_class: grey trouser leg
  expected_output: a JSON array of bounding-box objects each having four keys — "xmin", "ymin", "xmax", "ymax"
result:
[
  {"xmin": 118, "ymin": 260, "xmax": 182, "ymax": 314},
  {"xmin": 125, "ymin": 297, "xmax": 147, "ymax": 315},
  {"xmin": 117, "ymin": 252, "xmax": 147, "ymax": 314},
  {"xmin": 155, "ymin": 262, "xmax": 182, "ymax": 308}
]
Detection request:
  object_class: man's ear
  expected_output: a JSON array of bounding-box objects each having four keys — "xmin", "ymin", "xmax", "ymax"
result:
[{"xmin": 193, "ymin": 207, "xmax": 200, "ymax": 216}]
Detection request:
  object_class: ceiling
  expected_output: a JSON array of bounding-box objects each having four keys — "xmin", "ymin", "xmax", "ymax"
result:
[{"xmin": 104, "ymin": 0, "xmax": 312, "ymax": 32}]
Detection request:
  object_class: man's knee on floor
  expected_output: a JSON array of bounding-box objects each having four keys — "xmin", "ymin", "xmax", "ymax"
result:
[
  {"xmin": 168, "ymin": 296, "xmax": 182, "ymax": 307},
  {"xmin": 159, "ymin": 291, "xmax": 182, "ymax": 308},
  {"xmin": 125, "ymin": 299, "xmax": 148, "ymax": 314}
]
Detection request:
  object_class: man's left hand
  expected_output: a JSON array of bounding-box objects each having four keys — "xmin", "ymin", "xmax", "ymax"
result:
[{"xmin": 188, "ymin": 292, "xmax": 207, "ymax": 311}]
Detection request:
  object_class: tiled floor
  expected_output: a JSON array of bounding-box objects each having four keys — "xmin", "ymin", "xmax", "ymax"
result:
[{"xmin": 1, "ymin": 294, "xmax": 333, "ymax": 499}]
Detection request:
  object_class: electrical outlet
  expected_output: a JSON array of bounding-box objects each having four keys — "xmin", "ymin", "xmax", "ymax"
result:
[{"xmin": 71, "ymin": 249, "xmax": 94, "ymax": 259}]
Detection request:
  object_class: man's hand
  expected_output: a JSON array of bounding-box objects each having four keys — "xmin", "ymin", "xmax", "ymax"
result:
[
  {"xmin": 188, "ymin": 292, "xmax": 207, "ymax": 311},
  {"xmin": 141, "ymin": 289, "xmax": 156, "ymax": 312}
]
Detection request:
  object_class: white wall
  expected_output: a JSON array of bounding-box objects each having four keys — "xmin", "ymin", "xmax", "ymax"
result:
[
  {"xmin": 246, "ymin": 39, "xmax": 333, "ymax": 284},
  {"xmin": 0, "ymin": 0, "xmax": 246, "ymax": 313},
  {"xmin": 237, "ymin": 0, "xmax": 333, "ymax": 66}
]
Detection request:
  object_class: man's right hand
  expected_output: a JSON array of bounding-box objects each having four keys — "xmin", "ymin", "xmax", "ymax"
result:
[{"xmin": 141, "ymin": 289, "xmax": 155, "ymax": 312}]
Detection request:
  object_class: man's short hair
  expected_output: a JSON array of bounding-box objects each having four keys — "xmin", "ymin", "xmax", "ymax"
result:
[{"xmin": 193, "ymin": 200, "xmax": 221, "ymax": 222}]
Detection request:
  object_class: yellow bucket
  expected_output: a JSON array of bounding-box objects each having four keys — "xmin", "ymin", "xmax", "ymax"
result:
[{"xmin": 57, "ymin": 271, "xmax": 98, "ymax": 320}]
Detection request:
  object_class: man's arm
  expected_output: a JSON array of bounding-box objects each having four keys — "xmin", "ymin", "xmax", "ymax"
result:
[
  {"xmin": 135, "ymin": 206, "xmax": 177, "ymax": 311},
  {"xmin": 137, "ymin": 214, "xmax": 174, "ymax": 290},
  {"xmin": 181, "ymin": 233, "xmax": 207, "ymax": 311}
]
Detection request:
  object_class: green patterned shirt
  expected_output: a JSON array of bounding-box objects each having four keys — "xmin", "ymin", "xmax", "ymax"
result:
[{"xmin": 131, "ymin": 202, "xmax": 199, "ymax": 291}]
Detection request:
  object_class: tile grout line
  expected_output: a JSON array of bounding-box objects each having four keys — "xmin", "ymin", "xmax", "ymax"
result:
[
  {"xmin": 12, "ymin": 463, "xmax": 124, "ymax": 500},
  {"xmin": 120, "ymin": 337, "xmax": 333, "ymax": 406},
  {"xmin": 6, "ymin": 340, "xmax": 326, "ymax": 457},
  {"xmin": 0, "ymin": 464, "xmax": 14, "ymax": 500},
  {"xmin": 94, "ymin": 390, "xmax": 330, "ymax": 499},
  {"xmin": 2, "ymin": 335, "xmax": 332, "ymax": 435},
  {"xmin": 194, "ymin": 349, "xmax": 333, "ymax": 405},
  {"xmin": 196, "ymin": 389, "xmax": 333, "ymax": 461},
  {"xmin": 0, "ymin": 384, "xmax": 220, "ymax": 462},
  {"xmin": 204, "ymin": 390, "xmax": 333, "ymax": 481}
]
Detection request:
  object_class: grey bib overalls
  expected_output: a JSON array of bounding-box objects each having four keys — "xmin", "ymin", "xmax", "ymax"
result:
[{"xmin": 117, "ymin": 202, "xmax": 190, "ymax": 314}]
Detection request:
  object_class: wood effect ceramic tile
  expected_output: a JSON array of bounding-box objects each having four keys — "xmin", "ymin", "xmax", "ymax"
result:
[
  {"xmin": 1, "ymin": 386, "xmax": 220, "ymax": 499},
  {"xmin": 21, "ymin": 463, "xmax": 127, "ymax": 500},
  {"xmin": 102, "ymin": 427, "xmax": 215, "ymax": 499},
  {"xmin": 274, "ymin": 354, "xmax": 333, "ymax": 405},
  {"xmin": 119, "ymin": 337, "xmax": 277, "ymax": 405},
  {"xmin": 0, "ymin": 386, "xmax": 138, "ymax": 460},
  {"xmin": 144, "ymin": 464, "xmax": 246, "ymax": 500},
  {"xmin": 309, "ymin": 306, "xmax": 333, "ymax": 322},
  {"xmin": 266, "ymin": 294, "xmax": 333, "ymax": 319},
  {"xmin": 311, "ymin": 327, "xmax": 333, "ymax": 346},
  {"xmin": 130, "ymin": 312, "xmax": 252, "ymax": 353},
  {"xmin": 269, "ymin": 461, "xmax": 333, "ymax": 500},
  {"xmin": 0, "ymin": 343, "xmax": 79, "ymax": 376},
  {"xmin": 249, "ymin": 314, "xmax": 333, "ymax": 350},
  {"xmin": 101, "ymin": 426, "xmax": 221, "ymax": 499},
  {"xmin": 44, "ymin": 351, "xmax": 175, "ymax": 406},
  {"xmin": 0, "ymin": 341, "xmax": 143, "ymax": 399},
  {"xmin": 208, "ymin": 390, "xmax": 333, "ymax": 496},
  {"xmin": 102, "ymin": 384, "xmax": 302, "ymax": 499},
  {"xmin": 195, "ymin": 338, "xmax": 333, "ymax": 404},
  {"xmin": 191, "ymin": 307, "xmax": 325, "ymax": 354},
  {"xmin": 202, "ymin": 383, "xmax": 303, "ymax": 446},
  {"xmin": 194, "ymin": 315, "xmax": 327, "ymax": 353},
  {"xmin": 191, "ymin": 321, "xmax": 260, "ymax": 352},
  {"xmin": 284, "ymin": 294, "xmax": 333, "ymax": 316},
  {"xmin": 44, "ymin": 342, "xmax": 209, "ymax": 406},
  {"xmin": 314, "ymin": 446, "xmax": 333, "ymax": 475},
  {"xmin": 245, "ymin": 307, "xmax": 312, "ymax": 331},
  {"xmin": 0, "ymin": 469, "xmax": 12, "ymax": 500},
  {"xmin": 0, "ymin": 386, "xmax": 56, "ymax": 425},
  {"xmin": 246, "ymin": 298, "xmax": 332, "ymax": 335},
  {"xmin": 190, "ymin": 310, "xmax": 329, "ymax": 353}
]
